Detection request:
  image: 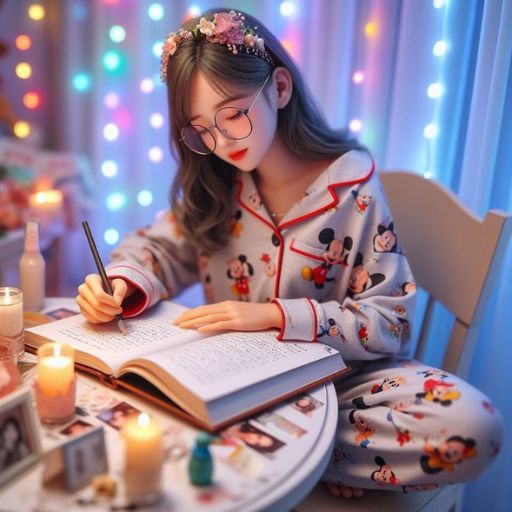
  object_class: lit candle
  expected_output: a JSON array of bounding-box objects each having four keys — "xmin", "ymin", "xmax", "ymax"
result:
[
  {"xmin": 28, "ymin": 189, "xmax": 63, "ymax": 218},
  {"xmin": 0, "ymin": 288, "xmax": 23, "ymax": 337},
  {"xmin": 123, "ymin": 413, "xmax": 164, "ymax": 474},
  {"xmin": 37, "ymin": 343, "xmax": 74, "ymax": 397}
]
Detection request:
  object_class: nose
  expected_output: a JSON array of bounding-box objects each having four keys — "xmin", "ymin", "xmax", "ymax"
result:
[{"xmin": 213, "ymin": 127, "xmax": 234, "ymax": 148}]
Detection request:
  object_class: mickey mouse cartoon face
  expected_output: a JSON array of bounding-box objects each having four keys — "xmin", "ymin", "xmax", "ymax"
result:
[
  {"xmin": 319, "ymin": 228, "xmax": 353, "ymax": 266},
  {"xmin": 347, "ymin": 253, "xmax": 385, "ymax": 296},
  {"xmin": 323, "ymin": 238, "xmax": 347, "ymax": 265},
  {"xmin": 349, "ymin": 410, "xmax": 375, "ymax": 437},
  {"xmin": 349, "ymin": 266, "xmax": 369, "ymax": 294},
  {"xmin": 371, "ymin": 456, "xmax": 400, "ymax": 485},
  {"xmin": 438, "ymin": 437, "xmax": 476, "ymax": 465},
  {"xmin": 373, "ymin": 222, "xmax": 398, "ymax": 253},
  {"xmin": 228, "ymin": 258, "xmax": 245, "ymax": 278}
]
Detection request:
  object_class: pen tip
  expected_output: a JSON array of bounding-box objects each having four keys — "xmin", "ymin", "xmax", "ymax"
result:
[{"xmin": 118, "ymin": 318, "xmax": 127, "ymax": 336}]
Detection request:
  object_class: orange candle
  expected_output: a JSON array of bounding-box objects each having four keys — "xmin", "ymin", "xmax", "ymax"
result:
[{"xmin": 37, "ymin": 343, "xmax": 74, "ymax": 397}]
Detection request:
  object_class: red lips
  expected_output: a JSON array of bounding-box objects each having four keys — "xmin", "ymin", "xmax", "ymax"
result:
[{"xmin": 228, "ymin": 148, "xmax": 248, "ymax": 161}]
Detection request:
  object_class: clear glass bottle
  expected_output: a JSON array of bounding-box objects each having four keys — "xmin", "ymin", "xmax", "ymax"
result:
[{"xmin": 19, "ymin": 220, "xmax": 45, "ymax": 311}]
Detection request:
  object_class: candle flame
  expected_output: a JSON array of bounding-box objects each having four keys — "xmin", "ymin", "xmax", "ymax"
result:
[
  {"xmin": 54, "ymin": 343, "xmax": 61, "ymax": 358},
  {"xmin": 138, "ymin": 412, "xmax": 150, "ymax": 428},
  {"xmin": 32, "ymin": 189, "xmax": 63, "ymax": 205}
]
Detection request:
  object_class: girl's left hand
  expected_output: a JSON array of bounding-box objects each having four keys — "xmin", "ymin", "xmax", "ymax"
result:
[{"xmin": 173, "ymin": 301, "xmax": 282, "ymax": 333}]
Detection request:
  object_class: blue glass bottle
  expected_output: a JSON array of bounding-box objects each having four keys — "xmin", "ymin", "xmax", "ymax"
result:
[{"xmin": 188, "ymin": 432, "xmax": 213, "ymax": 486}]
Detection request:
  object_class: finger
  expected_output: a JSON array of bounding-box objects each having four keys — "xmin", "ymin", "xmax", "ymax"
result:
[
  {"xmin": 111, "ymin": 278, "xmax": 128, "ymax": 306},
  {"xmin": 76, "ymin": 295, "xmax": 116, "ymax": 323},
  {"xmin": 78, "ymin": 284, "xmax": 122, "ymax": 316},
  {"xmin": 78, "ymin": 305, "xmax": 100, "ymax": 324},
  {"xmin": 197, "ymin": 320, "xmax": 234, "ymax": 333},
  {"xmin": 177, "ymin": 314, "xmax": 232, "ymax": 329},
  {"xmin": 85, "ymin": 274, "xmax": 118, "ymax": 306},
  {"xmin": 176, "ymin": 302, "xmax": 228, "ymax": 321},
  {"xmin": 174, "ymin": 305, "xmax": 223, "ymax": 323}
]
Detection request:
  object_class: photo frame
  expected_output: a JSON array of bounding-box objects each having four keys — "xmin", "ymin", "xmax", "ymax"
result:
[
  {"xmin": 61, "ymin": 426, "xmax": 108, "ymax": 491},
  {"xmin": 0, "ymin": 387, "xmax": 42, "ymax": 486}
]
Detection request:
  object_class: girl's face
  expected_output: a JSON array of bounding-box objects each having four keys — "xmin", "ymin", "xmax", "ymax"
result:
[
  {"xmin": 241, "ymin": 431, "xmax": 274, "ymax": 448},
  {"xmin": 188, "ymin": 72, "xmax": 278, "ymax": 172}
]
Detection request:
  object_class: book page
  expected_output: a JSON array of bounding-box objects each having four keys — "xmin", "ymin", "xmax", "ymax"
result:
[
  {"xmin": 26, "ymin": 302, "xmax": 202, "ymax": 372},
  {"xmin": 141, "ymin": 331, "xmax": 342, "ymax": 401}
]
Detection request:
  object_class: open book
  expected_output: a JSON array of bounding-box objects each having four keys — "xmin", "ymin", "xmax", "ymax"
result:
[{"xmin": 25, "ymin": 302, "xmax": 348, "ymax": 431}]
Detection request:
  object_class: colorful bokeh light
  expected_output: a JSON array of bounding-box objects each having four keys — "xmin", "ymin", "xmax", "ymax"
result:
[
  {"xmin": 16, "ymin": 62, "xmax": 32, "ymax": 79},
  {"xmin": 28, "ymin": 4, "xmax": 45, "ymax": 20},
  {"xmin": 14, "ymin": 121, "xmax": 31, "ymax": 138},
  {"xmin": 15, "ymin": 35, "xmax": 32, "ymax": 51},
  {"xmin": 23, "ymin": 92, "xmax": 42, "ymax": 109}
]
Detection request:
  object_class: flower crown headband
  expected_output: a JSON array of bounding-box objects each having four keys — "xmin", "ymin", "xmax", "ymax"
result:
[{"xmin": 160, "ymin": 10, "xmax": 274, "ymax": 82}]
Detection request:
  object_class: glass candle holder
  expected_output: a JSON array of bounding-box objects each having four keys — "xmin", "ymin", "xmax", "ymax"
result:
[{"xmin": 0, "ymin": 287, "xmax": 25, "ymax": 363}]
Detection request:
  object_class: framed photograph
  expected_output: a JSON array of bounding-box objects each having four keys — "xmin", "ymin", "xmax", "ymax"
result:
[
  {"xmin": 62, "ymin": 426, "xmax": 108, "ymax": 492},
  {"xmin": 0, "ymin": 387, "xmax": 42, "ymax": 486}
]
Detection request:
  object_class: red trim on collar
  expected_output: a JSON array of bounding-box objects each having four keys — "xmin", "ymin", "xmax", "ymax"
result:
[
  {"xmin": 278, "ymin": 160, "xmax": 375, "ymax": 230},
  {"xmin": 235, "ymin": 159, "xmax": 374, "ymax": 298}
]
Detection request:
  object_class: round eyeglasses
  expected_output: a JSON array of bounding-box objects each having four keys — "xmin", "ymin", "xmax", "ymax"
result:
[{"xmin": 179, "ymin": 74, "xmax": 271, "ymax": 155}]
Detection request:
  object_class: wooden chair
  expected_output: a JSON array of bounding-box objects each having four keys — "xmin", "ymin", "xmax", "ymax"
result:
[{"xmin": 293, "ymin": 170, "xmax": 512, "ymax": 512}]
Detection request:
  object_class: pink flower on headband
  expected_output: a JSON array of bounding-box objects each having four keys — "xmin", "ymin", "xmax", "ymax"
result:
[
  {"xmin": 213, "ymin": 12, "xmax": 244, "ymax": 45},
  {"xmin": 163, "ymin": 32, "xmax": 179, "ymax": 57},
  {"xmin": 160, "ymin": 11, "xmax": 274, "ymax": 82}
]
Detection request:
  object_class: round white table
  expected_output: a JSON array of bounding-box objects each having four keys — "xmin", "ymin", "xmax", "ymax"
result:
[{"xmin": 1, "ymin": 298, "xmax": 339, "ymax": 512}]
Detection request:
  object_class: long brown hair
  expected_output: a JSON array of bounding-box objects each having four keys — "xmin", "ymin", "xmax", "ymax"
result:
[{"xmin": 165, "ymin": 8, "xmax": 363, "ymax": 253}]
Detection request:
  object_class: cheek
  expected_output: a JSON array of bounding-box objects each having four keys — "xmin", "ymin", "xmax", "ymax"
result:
[{"xmin": 246, "ymin": 104, "xmax": 278, "ymax": 157}]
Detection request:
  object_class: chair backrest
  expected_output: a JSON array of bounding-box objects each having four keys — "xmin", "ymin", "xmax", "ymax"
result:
[{"xmin": 379, "ymin": 171, "xmax": 512, "ymax": 378}]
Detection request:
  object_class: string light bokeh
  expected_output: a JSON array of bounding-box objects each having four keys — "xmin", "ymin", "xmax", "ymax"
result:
[{"xmin": 5, "ymin": 0, "xmax": 450, "ymax": 251}]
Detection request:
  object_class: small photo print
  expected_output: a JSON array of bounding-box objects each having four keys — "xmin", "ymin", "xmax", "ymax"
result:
[
  {"xmin": 256, "ymin": 411, "xmax": 306, "ymax": 439},
  {"xmin": 291, "ymin": 394, "xmax": 324, "ymax": 416},
  {"xmin": 62, "ymin": 427, "xmax": 108, "ymax": 492},
  {"xmin": 45, "ymin": 308, "xmax": 79, "ymax": 320},
  {"xmin": 222, "ymin": 421, "xmax": 285, "ymax": 458},
  {"xmin": 0, "ymin": 388, "xmax": 41, "ymax": 487},
  {"xmin": 0, "ymin": 405, "xmax": 33, "ymax": 472},
  {"xmin": 60, "ymin": 419, "xmax": 93, "ymax": 437},
  {"xmin": 97, "ymin": 401, "xmax": 140, "ymax": 430}
]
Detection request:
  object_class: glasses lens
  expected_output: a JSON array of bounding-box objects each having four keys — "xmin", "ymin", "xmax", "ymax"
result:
[
  {"xmin": 215, "ymin": 108, "xmax": 252, "ymax": 140},
  {"xmin": 181, "ymin": 125, "xmax": 215, "ymax": 154}
]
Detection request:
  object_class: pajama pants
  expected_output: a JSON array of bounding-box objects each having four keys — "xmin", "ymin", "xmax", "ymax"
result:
[{"xmin": 322, "ymin": 358, "xmax": 503, "ymax": 492}]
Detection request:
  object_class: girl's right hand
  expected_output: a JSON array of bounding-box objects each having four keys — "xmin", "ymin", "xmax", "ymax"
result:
[{"xmin": 76, "ymin": 274, "xmax": 129, "ymax": 324}]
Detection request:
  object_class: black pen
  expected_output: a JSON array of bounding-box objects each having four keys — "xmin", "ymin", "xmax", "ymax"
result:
[{"xmin": 82, "ymin": 220, "xmax": 127, "ymax": 335}]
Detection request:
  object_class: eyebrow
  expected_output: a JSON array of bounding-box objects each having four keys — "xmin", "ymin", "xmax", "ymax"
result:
[{"xmin": 189, "ymin": 92, "xmax": 250, "ymax": 122}]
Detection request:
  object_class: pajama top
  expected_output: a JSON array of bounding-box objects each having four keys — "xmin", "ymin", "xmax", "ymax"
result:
[{"xmin": 106, "ymin": 149, "xmax": 416, "ymax": 363}]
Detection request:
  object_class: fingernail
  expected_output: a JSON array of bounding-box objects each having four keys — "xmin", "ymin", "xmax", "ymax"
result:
[{"xmin": 114, "ymin": 296, "xmax": 122, "ymax": 306}]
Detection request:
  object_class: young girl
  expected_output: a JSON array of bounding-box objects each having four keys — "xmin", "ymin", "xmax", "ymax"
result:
[{"xmin": 76, "ymin": 9, "xmax": 502, "ymax": 499}]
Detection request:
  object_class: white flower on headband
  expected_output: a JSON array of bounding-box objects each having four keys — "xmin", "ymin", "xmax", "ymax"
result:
[
  {"xmin": 198, "ymin": 17, "xmax": 215, "ymax": 37},
  {"xmin": 160, "ymin": 11, "xmax": 274, "ymax": 82}
]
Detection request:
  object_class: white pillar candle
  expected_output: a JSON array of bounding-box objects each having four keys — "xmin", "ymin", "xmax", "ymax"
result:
[
  {"xmin": 37, "ymin": 343, "xmax": 74, "ymax": 397},
  {"xmin": 123, "ymin": 413, "xmax": 164, "ymax": 474},
  {"xmin": 0, "ymin": 288, "xmax": 23, "ymax": 337}
]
